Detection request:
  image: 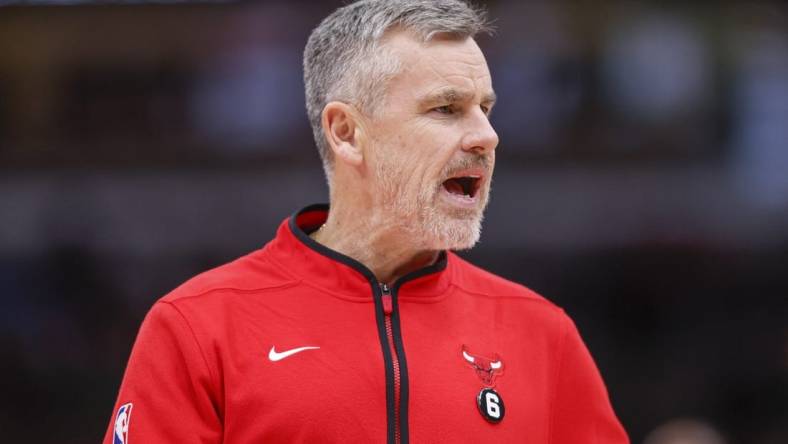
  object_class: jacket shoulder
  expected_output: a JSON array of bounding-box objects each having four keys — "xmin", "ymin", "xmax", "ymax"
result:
[
  {"xmin": 160, "ymin": 248, "xmax": 298, "ymax": 305},
  {"xmin": 450, "ymin": 253, "xmax": 559, "ymax": 308}
]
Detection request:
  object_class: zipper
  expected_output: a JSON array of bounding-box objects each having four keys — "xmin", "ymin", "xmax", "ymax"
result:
[
  {"xmin": 289, "ymin": 207, "xmax": 448, "ymax": 444},
  {"xmin": 380, "ymin": 282, "xmax": 402, "ymax": 444}
]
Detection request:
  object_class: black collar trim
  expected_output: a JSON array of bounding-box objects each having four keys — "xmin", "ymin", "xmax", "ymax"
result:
[{"xmin": 288, "ymin": 204, "xmax": 448, "ymax": 287}]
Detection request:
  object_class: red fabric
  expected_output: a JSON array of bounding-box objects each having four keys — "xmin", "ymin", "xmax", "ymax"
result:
[{"xmin": 104, "ymin": 208, "xmax": 629, "ymax": 443}]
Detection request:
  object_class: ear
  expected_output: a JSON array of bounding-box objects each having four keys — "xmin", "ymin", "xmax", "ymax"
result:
[{"xmin": 321, "ymin": 101, "xmax": 365, "ymax": 167}]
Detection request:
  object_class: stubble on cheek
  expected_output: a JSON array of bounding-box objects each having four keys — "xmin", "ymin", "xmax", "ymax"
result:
[{"xmin": 370, "ymin": 128, "xmax": 492, "ymax": 250}]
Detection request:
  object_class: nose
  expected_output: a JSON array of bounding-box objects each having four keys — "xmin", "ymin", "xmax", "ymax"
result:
[{"xmin": 460, "ymin": 108, "xmax": 499, "ymax": 155}]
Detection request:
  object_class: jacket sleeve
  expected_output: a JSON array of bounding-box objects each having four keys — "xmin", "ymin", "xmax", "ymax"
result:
[
  {"xmin": 548, "ymin": 313, "xmax": 629, "ymax": 444},
  {"xmin": 103, "ymin": 301, "xmax": 222, "ymax": 444}
]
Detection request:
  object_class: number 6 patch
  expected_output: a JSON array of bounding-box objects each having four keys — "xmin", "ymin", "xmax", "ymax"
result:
[{"xmin": 477, "ymin": 388, "xmax": 505, "ymax": 423}]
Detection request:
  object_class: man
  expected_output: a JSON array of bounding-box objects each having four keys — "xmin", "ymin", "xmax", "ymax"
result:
[{"xmin": 105, "ymin": 1, "xmax": 629, "ymax": 443}]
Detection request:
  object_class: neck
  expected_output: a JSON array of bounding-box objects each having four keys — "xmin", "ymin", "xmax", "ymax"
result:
[{"xmin": 310, "ymin": 201, "xmax": 439, "ymax": 285}]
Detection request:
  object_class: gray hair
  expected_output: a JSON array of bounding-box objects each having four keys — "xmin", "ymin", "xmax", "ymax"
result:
[{"xmin": 303, "ymin": 0, "xmax": 492, "ymax": 180}]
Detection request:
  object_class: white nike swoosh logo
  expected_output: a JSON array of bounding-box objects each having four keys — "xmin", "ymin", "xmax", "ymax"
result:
[{"xmin": 268, "ymin": 345, "xmax": 320, "ymax": 362}]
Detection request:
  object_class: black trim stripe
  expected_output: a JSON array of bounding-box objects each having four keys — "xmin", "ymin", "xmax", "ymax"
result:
[
  {"xmin": 288, "ymin": 204, "xmax": 448, "ymax": 444},
  {"xmin": 289, "ymin": 204, "xmax": 379, "ymax": 282},
  {"xmin": 288, "ymin": 205, "xmax": 397, "ymax": 443},
  {"xmin": 376, "ymin": 285, "xmax": 397, "ymax": 444},
  {"xmin": 390, "ymin": 258, "xmax": 447, "ymax": 444}
]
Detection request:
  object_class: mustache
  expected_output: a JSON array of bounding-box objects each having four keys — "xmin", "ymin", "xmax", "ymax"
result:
[{"xmin": 441, "ymin": 154, "xmax": 492, "ymax": 179}]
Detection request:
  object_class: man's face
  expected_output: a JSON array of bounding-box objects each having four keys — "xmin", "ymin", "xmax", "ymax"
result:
[{"xmin": 365, "ymin": 31, "xmax": 498, "ymax": 250}]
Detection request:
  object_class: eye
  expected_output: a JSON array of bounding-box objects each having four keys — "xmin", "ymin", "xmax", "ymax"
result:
[
  {"xmin": 480, "ymin": 104, "xmax": 491, "ymax": 115},
  {"xmin": 433, "ymin": 105, "xmax": 455, "ymax": 115}
]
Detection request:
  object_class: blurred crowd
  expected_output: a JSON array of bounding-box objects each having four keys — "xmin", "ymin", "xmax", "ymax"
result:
[{"xmin": 0, "ymin": 1, "xmax": 786, "ymax": 443}]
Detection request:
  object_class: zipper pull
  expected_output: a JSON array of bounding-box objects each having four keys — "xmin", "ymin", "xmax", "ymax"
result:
[{"xmin": 380, "ymin": 283, "xmax": 393, "ymax": 315}]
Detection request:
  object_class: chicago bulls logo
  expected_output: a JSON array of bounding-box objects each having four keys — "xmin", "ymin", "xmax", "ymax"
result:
[
  {"xmin": 461, "ymin": 345, "xmax": 503, "ymax": 386},
  {"xmin": 462, "ymin": 345, "xmax": 506, "ymax": 423}
]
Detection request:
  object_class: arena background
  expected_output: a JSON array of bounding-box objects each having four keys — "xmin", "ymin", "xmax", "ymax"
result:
[{"xmin": 1, "ymin": 1, "xmax": 786, "ymax": 443}]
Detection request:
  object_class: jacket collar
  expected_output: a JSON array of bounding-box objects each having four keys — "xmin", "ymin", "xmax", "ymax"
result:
[{"xmin": 264, "ymin": 204, "xmax": 453, "ymax": 302}]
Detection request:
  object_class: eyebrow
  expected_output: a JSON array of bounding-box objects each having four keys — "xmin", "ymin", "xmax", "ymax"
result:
[{"xmin": 421, "ymin": 87, "xmax": 497, "ymax": 106}]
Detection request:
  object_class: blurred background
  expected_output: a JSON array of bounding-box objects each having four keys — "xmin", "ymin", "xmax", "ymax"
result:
[{"xmin": 1, "ymin": 0, "xmax": 787, "ymax": 442}]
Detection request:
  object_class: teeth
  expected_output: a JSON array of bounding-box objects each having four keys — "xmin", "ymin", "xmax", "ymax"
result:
[{"xmin": 450, "ymin": 175, "xmax": 481, "ymax": 180}]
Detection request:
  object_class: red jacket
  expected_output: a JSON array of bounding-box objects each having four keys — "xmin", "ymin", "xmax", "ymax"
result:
[{"xmin": 105, "ymin": 204, "xmax": 628, "ymax": 443}]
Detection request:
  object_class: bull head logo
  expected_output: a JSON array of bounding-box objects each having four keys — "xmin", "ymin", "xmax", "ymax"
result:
[{"xmin": 461, "ymin": 345, "xmax": 503, "ymax": 386}]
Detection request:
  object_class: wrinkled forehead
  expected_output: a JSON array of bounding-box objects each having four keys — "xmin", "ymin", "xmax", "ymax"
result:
[{"xmin": 381, "ymin": 30, "xmax": 494, "ymax": 102}]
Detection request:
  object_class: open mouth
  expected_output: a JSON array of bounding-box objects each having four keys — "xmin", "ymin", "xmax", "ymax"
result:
[{"xmin": 442, "ymin": 175, "xmax": 482, "ymax": 199}]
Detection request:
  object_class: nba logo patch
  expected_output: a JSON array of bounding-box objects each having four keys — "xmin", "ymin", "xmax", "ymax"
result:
[{"xmin": 113, "ymin": 402, "xmax": 133, "ymax": 444}]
